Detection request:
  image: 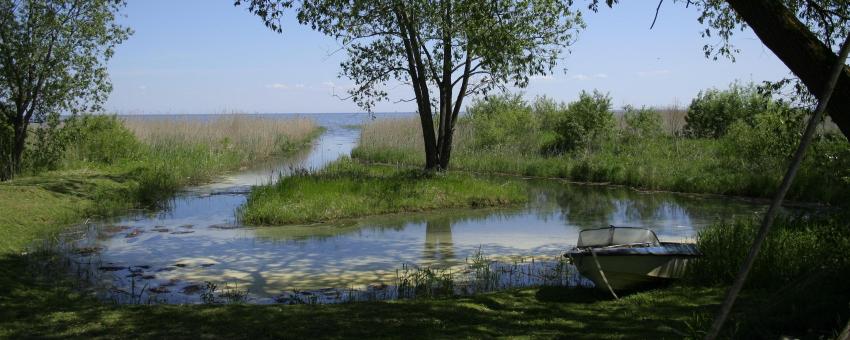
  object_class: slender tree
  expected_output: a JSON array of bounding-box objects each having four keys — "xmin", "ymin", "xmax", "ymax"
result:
[
  {"xmin": 0, "ymin": 0, "xmax": 130, "ymax": 180},
  {"xmin": 239, "ymin": 0, "xmax": 583, "ymax": 170}
]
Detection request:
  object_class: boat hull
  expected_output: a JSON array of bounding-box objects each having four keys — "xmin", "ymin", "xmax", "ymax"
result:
[{"xmin": 570, "ymin": 251, "xmax": 697, "ymax": 291}]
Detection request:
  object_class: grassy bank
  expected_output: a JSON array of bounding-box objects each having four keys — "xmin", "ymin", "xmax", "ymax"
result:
[
  {"xmin": 240, "ymin": 158, "xmax": 527, "ymax": 225},
  {"xmin": 352, "ymin": 116, "xmax": 850, "ymax": 204},
  {"xmin": 684, "ymin": 215, "xmax": 850, "ymax": 336},
  {"xmin": 0, "ymin": 114, "xmax": 321, "ymax": 253},
  {"xmin": 0, "ymin": 244, "xmax": 726, "ymax": 340}
]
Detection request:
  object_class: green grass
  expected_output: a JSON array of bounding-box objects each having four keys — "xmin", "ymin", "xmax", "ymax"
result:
[
  {"xmin": 0, "ymin": 115, "xmax": 322, "ymax": 254},
  {"xmin": 352, "ymin": 117, "xmax": 850, "ymax": 204},
  {"xmin": 0, "ymin": 247, "xmax": 727, "ymax": 340},
  {"xmin": 683, "ymin": 215, "xmax": 850, "ymax": 336},
  {"xmin": 240, "ymin": 158, "xmax": 528, "ymax": 225}
]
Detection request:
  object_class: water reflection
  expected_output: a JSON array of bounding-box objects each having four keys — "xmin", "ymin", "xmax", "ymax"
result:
[
  {"xmin": 59, "ymin": 113, "xmax": 770, "ymax": 304},
  {"xmin": 423, "ymin": 219, "xmax": 454, "ymax": 262}
]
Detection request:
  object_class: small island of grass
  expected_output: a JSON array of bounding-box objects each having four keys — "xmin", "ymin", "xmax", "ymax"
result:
[{"xmin": 239, "ymin": 158, "xmax": 528, "ymax": 225}]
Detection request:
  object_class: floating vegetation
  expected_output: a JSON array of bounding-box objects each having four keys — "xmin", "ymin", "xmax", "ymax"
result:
[{"xmin": 124, "ymin": 229, "xmax": 143, "ymax": 238}]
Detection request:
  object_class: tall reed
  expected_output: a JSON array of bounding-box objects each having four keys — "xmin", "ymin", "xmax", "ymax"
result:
[{"xmin": 123, "ymin": 115, "xmax": 319, "ymax": 162}]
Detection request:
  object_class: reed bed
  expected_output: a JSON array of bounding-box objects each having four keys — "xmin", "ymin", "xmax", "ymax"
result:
[{"xmin": 124, "ymin": 115, "xmax": 319, "ymax": 162}]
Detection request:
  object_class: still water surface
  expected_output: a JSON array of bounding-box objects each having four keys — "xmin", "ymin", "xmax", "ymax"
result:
[{"xmin": 62, "ymin": 113, "xmax": 767, "ymax": 303}]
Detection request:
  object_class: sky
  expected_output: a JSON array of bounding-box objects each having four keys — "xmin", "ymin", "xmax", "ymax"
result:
[{"xmin": 104, "ymin": 1, "xmax": 792, "ymax": 114}]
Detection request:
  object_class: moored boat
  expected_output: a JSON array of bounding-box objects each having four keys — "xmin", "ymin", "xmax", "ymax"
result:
[{"xmin": 565, "ymin": 226, "xmax": 701, "ymax": 292}]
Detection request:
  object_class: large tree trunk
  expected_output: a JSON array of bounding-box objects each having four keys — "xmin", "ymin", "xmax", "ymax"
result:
[
  {"xmin": 10, "ymin": 118, "xmax": 27, "ymax": 178},
  {"xmin": 725, "ymin": 0, "xmax": 850, "ymax": 139},
  {"xmin": 418, "ymin": 109, "xmax": 440, "ymax": 170}
]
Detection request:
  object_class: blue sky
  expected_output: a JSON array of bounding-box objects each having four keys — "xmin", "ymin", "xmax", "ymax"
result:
[{"xmin": 104, "ymin": 1, "xmax": 791, "ymax": 114}]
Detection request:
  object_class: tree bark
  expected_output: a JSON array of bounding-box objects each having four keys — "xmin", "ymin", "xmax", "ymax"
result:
[
  {"xmin": 725, "ymin": 0, "xmax": 850, "ymax": 139},
  {"xmin": 436, "ymin": 0, "xmax": 454, "ymax": 170},
  {"xmin": 10, "ymin": 116, "xmax": 27, "ymax": 178},
  {"xmin": 395, "ymin": 5, "xmax": 440, "ymax": 170}
]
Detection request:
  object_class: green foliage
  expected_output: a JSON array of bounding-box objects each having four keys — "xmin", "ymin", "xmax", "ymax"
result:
[
  {"xmin": 240, "ymin": 158, "xmax": 527, "ymax": 225},
  {"xmin": 686, "ymin": 215, "xmax": 850, "ymax": 336},
  {"xmin": 64, "ymin": 115, "xmax": 141, "ymax": 165},
  {"xmin": 552, "ymin": 90, "xmax": 614, "ymax": 153},
  {"xmin": 465, "ymin": 94, "xmax": 536, "ymax": 151},
  {"xmin": 720, "ymin": 109, "xmax": 805, "ymax": 171},
  {"xmin": 0, "ymin": 0, "xmax": 131, "ymax": 180},
  {"xmin": 688, "ymin": 215, "xmax": 850, "ymax": 288},
  {"xmin": 242, "ymin": 0, "xmax": 584, "ymax": 170},
  {"xmin": 24, "ymin": 114, "xmax": 71, "ymax": 172},
  {"xmin": 354, "ymin": 88, "xmax": 850, "ymax": 204},
  {"xmin": 684, "ymin": 82, "xmax": 793, "ymax": 138},
  {"xmin": 622, "ymin": 105, "xmax": 663, "ymax": 139}
]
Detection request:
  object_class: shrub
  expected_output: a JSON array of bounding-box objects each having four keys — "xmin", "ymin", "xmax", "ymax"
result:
[
  {"xmin": 465, "ymin": 93, "xmax": 536, "ymax": 152},
  {"xmin": 720, "ymin": 108, "xmax": 805, "ymax": 171},
  {"xmin": 64, "ymin": 114, "xmax": 141, "ymax": 165},
  {"xmin": 552, "ymin": 90, "xmax": 614, "ymax": 153},
  {"xmin": 684, "ymin": 82, "xmax": 791, "ymax": 138},
  {"xmin": 622, "ymin": 105, "xmax": 664, "ymax": 139}
]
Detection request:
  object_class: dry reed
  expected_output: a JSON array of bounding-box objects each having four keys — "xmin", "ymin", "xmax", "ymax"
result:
[{"xmin": 123, "ymin": 115, "xmax": 319, "ymax": 160}]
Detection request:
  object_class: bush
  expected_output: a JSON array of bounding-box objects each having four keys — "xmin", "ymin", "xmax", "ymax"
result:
[
  {"xmin": 531, "ymin": 96, "xmax": 569, "ymax": 153},
  {"xmin": 622, "ymin": 105, "xmax": 664, "ymax": 139},
  {"xmin": 552, "ymin": 90, "xmax": 614, "ymax": 153},
  {"xmin": 720, "ymin": 108, "xmax": 805, "ymax": 171},
  {"xmin": 64, "ymin": 114, "xmax": 141, "ymax": 165},
  {"xmin": 466, "ymin": 94, "xmax": 537, "ymax": 152},
  {"xmin": 24, "ymin": 113, "xmax": 72, "ymax": 172},
  {"xmin": 684, "ymin": 82, "xmax": 791, "ymax": 138}
]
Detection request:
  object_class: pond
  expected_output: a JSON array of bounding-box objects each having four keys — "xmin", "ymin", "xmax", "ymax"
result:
[{"xmin": 58, "ymin": 113, "xmax": 768, "ymax": 304}]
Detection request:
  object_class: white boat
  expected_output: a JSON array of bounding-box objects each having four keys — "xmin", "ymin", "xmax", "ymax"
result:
[{"xmin": 565, "ymin": 226, "xmax": 700, "ymax": 292}]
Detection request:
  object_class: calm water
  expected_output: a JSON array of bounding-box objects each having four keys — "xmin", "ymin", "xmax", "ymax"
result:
[{"xmin": 59, "ymin": 113, "xmax": 767, "ymax": 304}]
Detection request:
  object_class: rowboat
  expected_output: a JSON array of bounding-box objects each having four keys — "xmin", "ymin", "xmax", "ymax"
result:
[{"xmin": 564, "ymin": 226, "xmax": 701, "ymax": 292}]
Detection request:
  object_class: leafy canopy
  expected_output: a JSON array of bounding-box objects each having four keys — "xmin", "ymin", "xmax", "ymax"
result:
[{"xmin": 240, "ymin": 0, "xmax": 584, "ymax": 112}]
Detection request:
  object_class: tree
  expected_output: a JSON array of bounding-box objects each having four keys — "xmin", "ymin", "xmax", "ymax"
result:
[
  {"xmin": 591, "ymin": 0, "xmax": 850, "ymax": 140},
  {"xmin": 0, "ymin": 0, "xmax": 130, "ymax": 180},
  {"xmin": 239, "ymin": 0, "xmax": 583, "ymax": 170}
]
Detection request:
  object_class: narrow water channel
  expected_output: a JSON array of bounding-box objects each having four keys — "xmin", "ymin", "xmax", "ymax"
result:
[{"xmin": 59, "ymin": 113, "xmax": 768, "ymax": 304}]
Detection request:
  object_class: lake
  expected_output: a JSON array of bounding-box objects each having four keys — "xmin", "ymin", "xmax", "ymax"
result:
[{"xmin": 57, "ymin": 113, "xmax": 767, "ymax": 304}]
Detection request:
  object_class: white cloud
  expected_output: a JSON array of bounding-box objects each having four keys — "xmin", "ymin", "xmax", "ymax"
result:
[
  {"xmin": 636, "ymin": 69, "xmax": 671, "ymax": 77},
  {"xmin": 530, "ymin": 74, "xmax": 555, "ymax": 81},
  {"xmin": 266, "ymin": 83, "xmax": 290, "ymax": 90},
  {"xmin": 295, "ymin": 84, "xmax": 306, "ymax": 89},
  {"xmin": 321, "ymin": 81, "xmax": 336, "ymax": 88},
  {"xmin": 138, "ymin": 85, "xmax": 147, "ymax": 90},
  {"xmin": 569, "ymin": 73, "xmax": 608, "ymax": 81}
]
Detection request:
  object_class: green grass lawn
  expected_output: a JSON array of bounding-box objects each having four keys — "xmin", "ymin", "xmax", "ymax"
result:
[{"xmin": 240, "ymin": 159, "xmax": 528, "ymax": 225}]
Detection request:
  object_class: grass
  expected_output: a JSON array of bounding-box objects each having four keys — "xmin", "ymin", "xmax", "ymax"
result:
[
  {"xmin": 0, "ymin": 114, "xmax": 322, "ymax": 253},
  {"xmin": 683, "ymin": 214, "xmax": 850, "ymax": 336},
  {"xmin": 240, "ymin": 158, "xmax": 528, "ymax": 225},
  {"xmin": 352, "ymin": 116, "xmax": 850, "ymax": 203},
  {"xmin": 0, "ymin": 246, "xmax": 730, "ymax": 339}
]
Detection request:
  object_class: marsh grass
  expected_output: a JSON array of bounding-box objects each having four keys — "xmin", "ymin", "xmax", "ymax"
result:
[
  {"xmin": 686, "ymin": 215, "xmax": 850, "ymax": 337},
  {"xmin": 0, "ymin": 115, "xmax": 322, "ymax": 253},
  {"xmin": 240, "ymin": 158, "xmax": 527, "ymax": 225},
  {"xmin": 124, "ymin": 115, "xmax": 319, "ymax": 162},
  {"xmin": 353, "ymin": 116, "xmax": 850, "ymax": 203}
]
